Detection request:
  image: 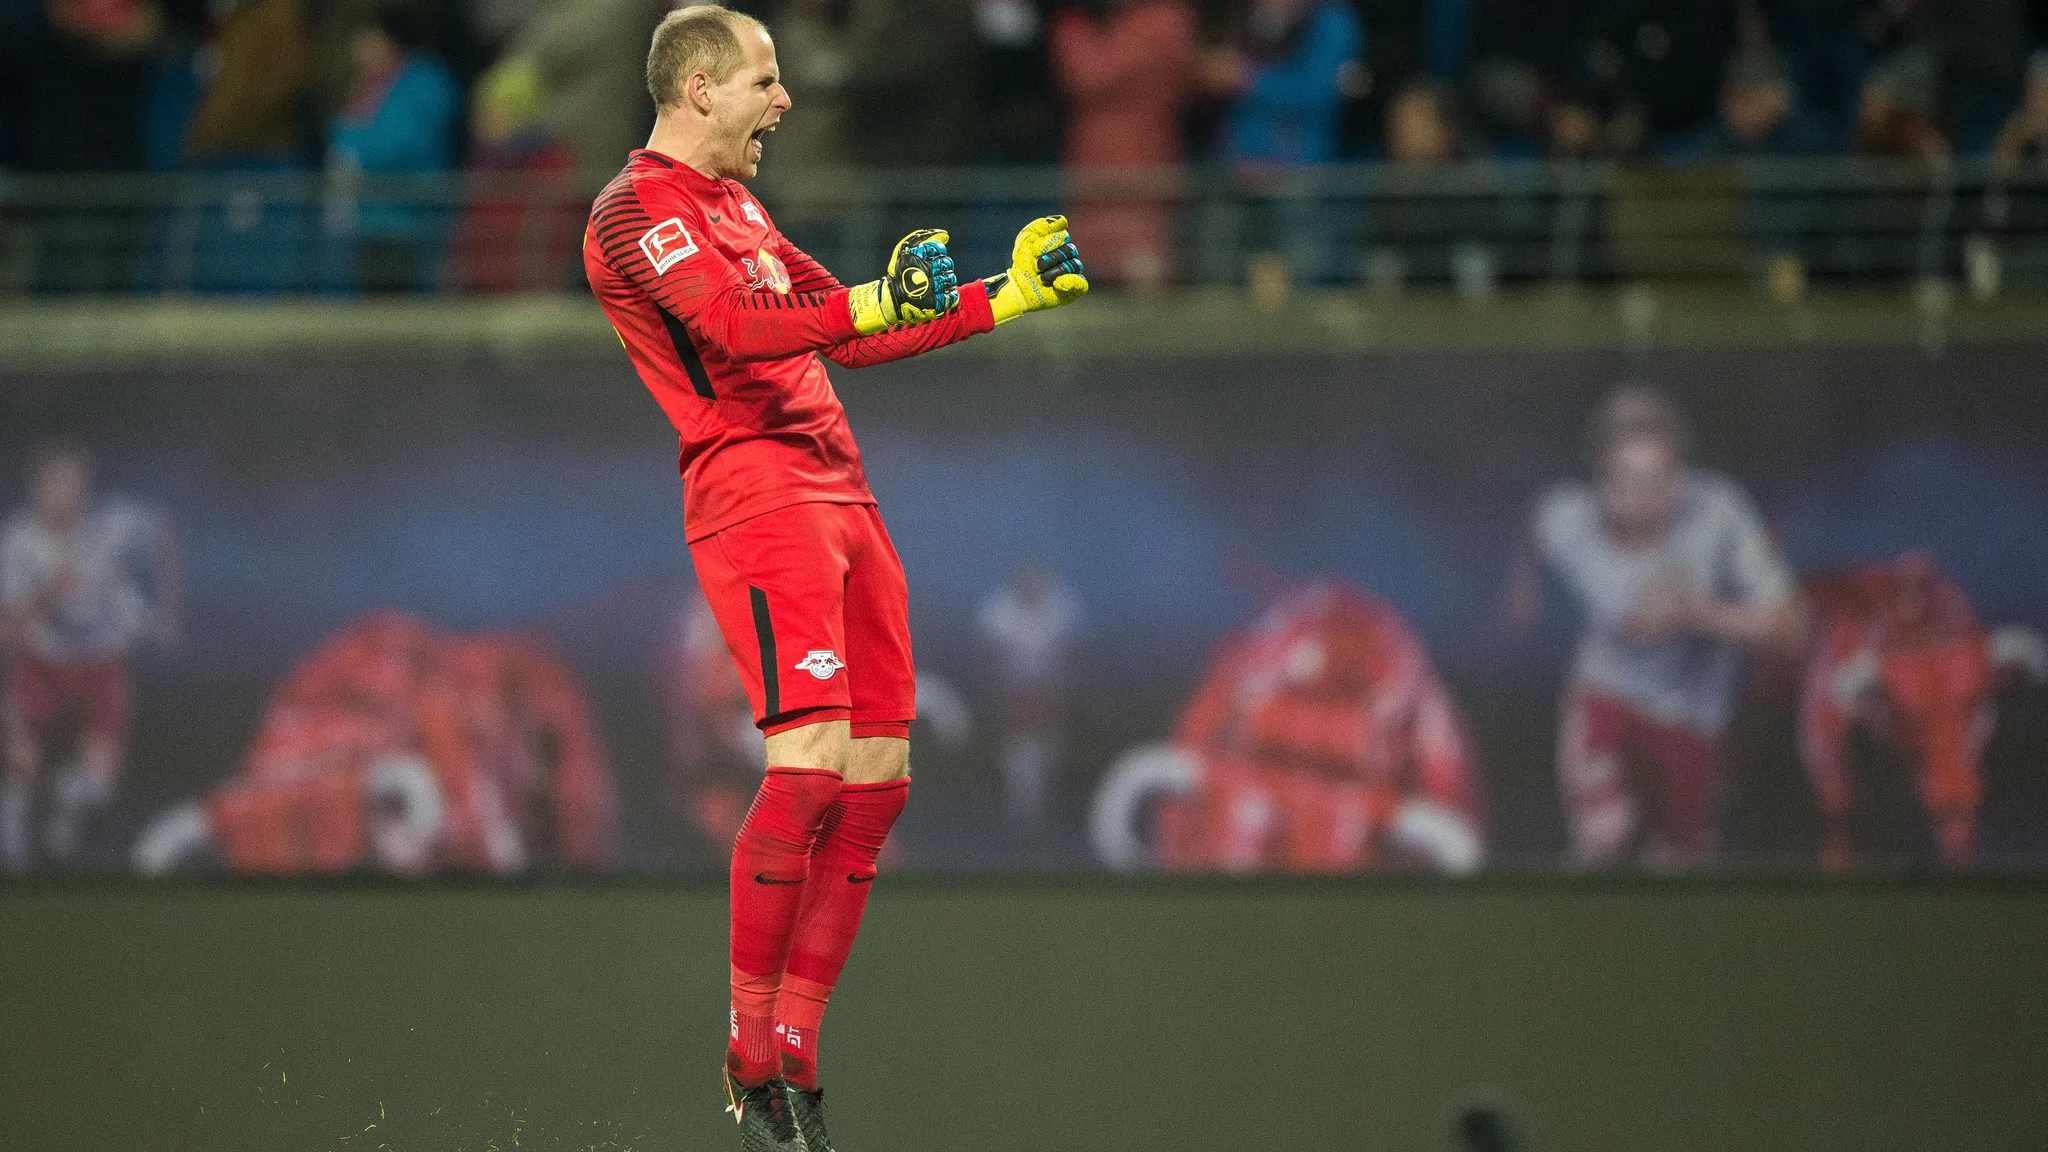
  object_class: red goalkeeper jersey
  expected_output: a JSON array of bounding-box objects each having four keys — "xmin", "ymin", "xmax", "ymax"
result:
[{"xmin": 584, "ymin": 149, "xmax": 996, "ymax": 540}]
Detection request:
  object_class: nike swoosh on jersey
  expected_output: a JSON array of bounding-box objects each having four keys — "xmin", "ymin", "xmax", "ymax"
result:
[{"xmin": 754, "ymin": 872, "xmax": 805, "ymax": 885}]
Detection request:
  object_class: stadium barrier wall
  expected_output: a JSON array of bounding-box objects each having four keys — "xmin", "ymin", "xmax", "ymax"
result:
[
  {"xmin": 2, "ymin": 878, "xmax": 2044, "ymax": 1151},
  {"xmin": 6, "ymin": 159, "xmax": 2048, "ymax": 295}
]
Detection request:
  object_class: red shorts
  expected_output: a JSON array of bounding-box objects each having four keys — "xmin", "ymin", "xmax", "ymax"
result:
[
  {"xmin": 1558, "ymin": 685, "xmax": 1721, "ymax": 864},
  {"xmin": 6, "ymin": 654, "xmax": 131, "ymax": 743},
  {"xmin": 688, "ymin": 501, "xmax": 915, "ymax": 738}
]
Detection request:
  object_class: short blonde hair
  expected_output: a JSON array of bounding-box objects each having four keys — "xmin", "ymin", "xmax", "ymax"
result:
[{"xmin": 646, "ymin": 4, "xmax": 767, "ymax": 111}]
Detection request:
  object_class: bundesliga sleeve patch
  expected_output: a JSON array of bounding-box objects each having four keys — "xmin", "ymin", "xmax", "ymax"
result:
[{"xmin": 639, "ymin": 218, "xmax": 699, "ymax": 273}]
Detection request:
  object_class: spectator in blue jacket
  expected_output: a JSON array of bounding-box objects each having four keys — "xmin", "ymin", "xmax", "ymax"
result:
[
  {"xmin": 326, "ymin": 1, "xmax": 459, "ymax": 291},
  {"xmin": 1221, "ymin": 0, "xmax": 1365, "ymax": 168},
  {"xmin": 1214, "ymin": 0, "xmax": 1366, "ymax": 285}
]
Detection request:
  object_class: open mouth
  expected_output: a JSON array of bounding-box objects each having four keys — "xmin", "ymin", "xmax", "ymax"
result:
[{"xmin": 748, "ymin": 124, "xmax": 776, "ymax": 154}]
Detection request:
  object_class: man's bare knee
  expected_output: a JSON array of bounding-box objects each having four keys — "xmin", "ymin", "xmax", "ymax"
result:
[
  {"xmin": 76, "ymin": 734, "xmax": 121, "ymax": 784},
  {"xmin": 763, "ymin": 719, "xmax": 851, "ymax": 774},
  {"xmin": 844, "ymin": 736, "xmax": 909, "ymax": 785},
  {"xmin": 3, "ymin": 729, "xmax": 39, "ymax": 786}
]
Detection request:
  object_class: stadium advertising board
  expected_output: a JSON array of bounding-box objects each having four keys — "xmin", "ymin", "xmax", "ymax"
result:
[{"xmin": 4, "ymin": 345, "xmax": 2045, "ymax": 876}]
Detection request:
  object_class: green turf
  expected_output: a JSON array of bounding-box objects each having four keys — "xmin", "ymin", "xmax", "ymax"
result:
[{"xmin": 2, "ymin": 877, "xmax": 2044, "ymax": 1151}]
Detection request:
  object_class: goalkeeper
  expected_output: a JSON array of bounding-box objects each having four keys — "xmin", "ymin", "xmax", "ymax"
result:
[{"xmin": 582, "ymin": 7, "xmax": 1086, "ymax": 1152}]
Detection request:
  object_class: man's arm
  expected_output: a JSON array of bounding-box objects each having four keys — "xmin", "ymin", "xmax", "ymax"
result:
[
  {"xmin": 0, "ymin": 529, "xmax": 73, "ymax": 652},
  {"xmin": 1625, "ymin": 576, "xmax": 1806, "ymax": 656},
  {"xmin": 590, "ymin": 194, "xmax": 857, "ymax": 358},
  {"xmin": 1685, "ymin": 492, "xmax": 1808, "ymax": 657},
  {"xmin": 0, "ymin": 570, "xmax": 68, "ymax": 654},
  {"xmin": 770, "ymin": 233, "xmax": 999, "ymax": 369},
  {"xmin": 1689, "ymin": 592, "xmax": 1806, "ymax": 653},
  {"xmin": 590, "ymin": 180, "xmax": 958, "ymax": 359},
  {"xmin": 0, "ymin": 533, "xmax": 24, "ymax": 650},
  {"xmin": 821, "ymin": 279, "xmax": 997, "ymax": 368},
  {"xmin": 1623, "ymin": 487, "xmax": 1809, "ymax": 656},
  {"xmin": 1502, "ymin": 531, "xmax": 1544, "ymax": 639},
  {"xmin": 151, "ymin": 515, "xmax": 182, "ymax": 649}
]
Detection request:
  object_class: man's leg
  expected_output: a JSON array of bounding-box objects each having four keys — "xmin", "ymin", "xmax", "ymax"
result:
[
  {"xmin": 775, "ymin": 505, "xmax": 917, "ymax": 1094},
  {"xmin": 687, "ymin": 504, "xmax": 866, "ymax": 1094},
  {"xmin": 2, "ymin": 663, "xmax": 47, "ymax": 873},
  {"xmin": 727, "ymin": 719, "xmax": 849, "ymax": 1086},
  {"xmin": 777, "ymin": 735, "xmax": 908, "ymax": 1089},
  {"xmin": 1643, "ymin": 719, "xmax": 1723, "ymax": 870},
  {"xmin": 48, "ymin": 663, "xmax": 127, "ymax": 862},
  {"xmin": 1558, "ymin": 686, "xmax": 1638, "ymax": 867},
  {"xmin": 2, "ymin": 714, "xmax": 39, "ymax": 874}
]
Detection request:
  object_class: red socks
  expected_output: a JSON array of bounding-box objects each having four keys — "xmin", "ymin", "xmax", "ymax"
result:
[
  {"xmin": 778, "ymin": 779, "xmax": 909, "ymax": 1089},
  {"xmin": 727, "ymin": 767, "xmax": 843, "ymax": 1085},
  {"xmin": 726, "ymin": 769, "xmax": 909, "ymax": 1089}
]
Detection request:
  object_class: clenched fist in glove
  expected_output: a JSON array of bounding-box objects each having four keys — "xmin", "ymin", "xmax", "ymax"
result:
[
  {"xmin": 984, "ymin": 216, "xmax": 1089, "ymax": 325},
  {"xmin": 848, "ymin": 228, "xmax": 961, "ymax": 335}
]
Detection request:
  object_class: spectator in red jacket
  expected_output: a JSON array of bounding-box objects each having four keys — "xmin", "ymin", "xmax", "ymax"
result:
[{"xmin": 1049, "ymin": 0, "xmax": 1199, "ymax": 291}]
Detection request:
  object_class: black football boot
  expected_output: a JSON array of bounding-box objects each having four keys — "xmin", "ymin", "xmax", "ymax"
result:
[
  {"xmin": 784, "ymin": 1083, "xmax": 837, "ymax": 1152},
  {"xmin": 725, "ymin": 1070, "xmax": 804, "ymax": 1152}
]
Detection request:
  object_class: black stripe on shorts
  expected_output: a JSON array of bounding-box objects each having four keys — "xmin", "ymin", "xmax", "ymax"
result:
[{"xmin": 750, "ymin": 585, "xmax": 779, "ymax": 717}]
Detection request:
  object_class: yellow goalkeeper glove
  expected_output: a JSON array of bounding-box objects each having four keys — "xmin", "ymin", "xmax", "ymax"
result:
[
  {"xmin": 985, "ymin": 215, "xmax": 1089, "ymax": 325},
  {"xmin": 848, "ymin": 228, "xmax": 961, "ymax": 335}
]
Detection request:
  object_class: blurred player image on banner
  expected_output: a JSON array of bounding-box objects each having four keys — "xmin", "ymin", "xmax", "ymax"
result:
[
  {"xmin": 975, "ymin": 562, "xmax": 1078, "ymax": 839},
  {"xmin": 133, "ymin": 611, "xmax": 615, "ymax": 877},
  {"xmin": 1092, "ymin": 579, "xmax": 1487, "ymax": 875},
  {"xmin": 578, "ymin": 7, "xmax": 1088, "ymax": 1147},
  {"xmin": 1506, "ymin": 387, "xmax": 1806, "ymax": 869},
  {"xmin": 657, "ymin": 580, "xmax": 770, "ymax": 857},
  {"xmin": 1, "ymin": 442, "xmax": 180, "ymax": 872},
  {"xmin": 1794, "ymin": 553, "xmax": 2047, "ymax": 871}
]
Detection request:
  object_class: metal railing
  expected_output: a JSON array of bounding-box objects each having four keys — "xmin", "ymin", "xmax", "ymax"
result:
[{"xmin": 3, "ymin": 159, "xmax": 2046, "ymax": 297}]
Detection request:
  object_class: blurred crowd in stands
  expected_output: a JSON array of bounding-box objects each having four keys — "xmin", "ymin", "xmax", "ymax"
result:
[
  {"xmin": 6, "ymin": 0, "xmax": 2048, "ymax": 291},
  {"xmin": 9, "ymin": 0, "xmax": 2048, "ymax": 180}
]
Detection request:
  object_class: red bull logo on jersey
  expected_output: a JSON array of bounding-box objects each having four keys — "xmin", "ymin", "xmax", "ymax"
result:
[
  {"xmin": 795, "ymin": 650, "xmax": 845, "ymax": 680},
  {"xmin": 744, "ymin": 250, "xmax": 791, "ymax": 294},
  {"xmin": 638, "ymin": 218, "xmax": 698, "ymax": 273}
]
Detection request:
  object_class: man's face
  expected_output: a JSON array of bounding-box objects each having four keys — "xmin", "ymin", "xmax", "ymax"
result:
[
  {"xmin": 702, "ymin": 25, "xmax": 791, "ymax": 179},
  {"xmin": 31, "ymin": 455, "xmax": 90, "ymax": 529},
  {"xmin": 1597, "ymin": 435, "xmax": 1680, "ymax": 538},
  {"xmin": 350, "ymin": 27, "xmax": 399, "ymax": 80},
  {"xmin": 1388, "ymin": 88, "xmax": 1454, "ymax": 165},
  {"xmin": 1723, "ymin": 79, "xmax": 1791, "ymax": 143}
]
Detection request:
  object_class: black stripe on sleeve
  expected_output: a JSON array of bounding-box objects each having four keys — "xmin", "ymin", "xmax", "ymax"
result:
[
  {"xmin": 593, "ymin": 206, "xmax": 650, "ymax": 230},
  {"xmin": 750, "ymin": 586, "xmax": 780, "ymax": 717},
  {"xmin": 592, "ymin": 187, "xmax": 637, "ymax": 215},
  {"xmin": 656, "ymin": 306, "xmax": 716, "ymax": 399}
]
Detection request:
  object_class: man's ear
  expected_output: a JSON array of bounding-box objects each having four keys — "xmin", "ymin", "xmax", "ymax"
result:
[{"xmin": 687, "ymin": 70, "xmax": 716, "ymax": 115}]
